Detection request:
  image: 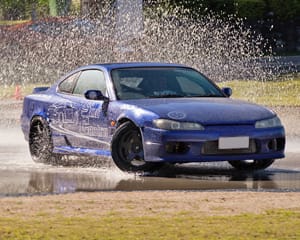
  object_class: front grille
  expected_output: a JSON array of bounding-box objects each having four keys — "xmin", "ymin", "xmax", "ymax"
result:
[{"xmin": 201, "ymin": 139, "xmax": 257, "ymax": 155}]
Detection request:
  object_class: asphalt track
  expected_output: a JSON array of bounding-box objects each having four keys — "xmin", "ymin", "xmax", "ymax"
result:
[{"xmin": 0, "ymin": 127, "xmax": 299, "ymax": 196}]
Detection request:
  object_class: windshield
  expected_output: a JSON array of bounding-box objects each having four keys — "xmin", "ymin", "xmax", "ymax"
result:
[{"xmin": 111, "ymin": 67, "xmax": 224, "ymax": 100}]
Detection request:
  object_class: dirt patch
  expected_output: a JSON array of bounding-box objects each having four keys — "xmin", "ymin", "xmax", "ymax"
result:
[{"xmin": 1, "ymin": 191, "xmax": 300, "ymax": 218}]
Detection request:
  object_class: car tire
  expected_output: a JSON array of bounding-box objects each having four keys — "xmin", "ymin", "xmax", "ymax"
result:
[
  {"xmin": 228, "ymin": 159, "xmax": 274, "ymax": 171},
  {"xmin": 111, "ymin": 121, "xmax": 161, "ymax": 172},
  {"xmin": 29, "ymin": 117, "xmax": 60, "ymax": 164}
]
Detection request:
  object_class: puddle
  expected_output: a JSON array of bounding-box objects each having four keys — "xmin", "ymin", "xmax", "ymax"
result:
[{"xmin": 0, "ymin": 127, "xmax": 300, "ymax": 196}]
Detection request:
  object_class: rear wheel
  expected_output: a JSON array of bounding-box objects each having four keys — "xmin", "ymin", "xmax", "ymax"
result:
[
  {"xmin": 29, "ymin": 117, "xmax": 60, "ymax": 164},
  {"xmin": 228, "ymin": 159, "xmax": 274, "ymax": 171},
  {"xmin": 111, "ymin": 122, "xmax": 161, "ymax": 172}
]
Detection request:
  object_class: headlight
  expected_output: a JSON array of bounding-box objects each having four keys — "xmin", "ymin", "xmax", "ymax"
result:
[
  {"xmin": 153, "ymin": 119, "xmax": 204, "ymax": 130},
  {"xmin": 255, "ymin": 116, "xmax": 282, "ymax": 128}
]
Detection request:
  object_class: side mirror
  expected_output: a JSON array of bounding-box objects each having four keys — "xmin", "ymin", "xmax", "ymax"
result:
[
  {"xmin": 84, "ymin": 90, "xmax": 109, "ymax": 102},
  {"xmin": 222, "ymin": 87, "xmax": 232, "ymax": 97}
]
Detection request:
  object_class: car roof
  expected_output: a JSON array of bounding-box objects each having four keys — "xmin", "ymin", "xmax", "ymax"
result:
[{"xmin": 80, "ymin": 62, "xmax": 188, "ymax": 71}]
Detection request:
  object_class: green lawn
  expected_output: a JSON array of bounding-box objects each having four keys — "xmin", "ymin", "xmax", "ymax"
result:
[
  {"xmin": 0, "ymin": 20, "xmax": 30, "ymax": 26},
  {"xmin": 1, "ymin": 77, "xmax": 300, "ymax": 106},
  {"xmin": 219, "ymin": 77, "xmax": 300, "ymax": 106},
  {"xmin": 0, "ymin": 84, "xmax": 46, "ymax": 100},
  {"xmin": 0, "ymin": 210, "xmax": 299, "ymax": 239}
]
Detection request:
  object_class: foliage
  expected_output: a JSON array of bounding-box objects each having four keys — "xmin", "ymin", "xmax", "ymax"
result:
[
  {"xmin": 149, "ymin": 0, "xmax": 236, "ymax": 18},
  {"xmin": 152, "ymin": 0, "xmax": 300, "ymax": 21},
  {"xmin": 234, "ymin": 0, "xmax": 267, "ymax": 19},
  {"xmin": 0, "ymin": 0, "xmax": 49, "ymax": 20},
  {"xmin": 1, "ymin": 0, "xmax": 300, "ymax": 21},
  {"xmin": 0, "ymin": 0, "xmax": 73, "ymax": 20},
  {"xmin": 49, "ymin": 0, "xmax": 57, "ymax": 16},
  {"xmin": 0, "ymin": 0, "xmax": 27, "ymax": 20},
  {"xmin": 268, "ymin": 0, "xmax": 300, "ymax": 20}
]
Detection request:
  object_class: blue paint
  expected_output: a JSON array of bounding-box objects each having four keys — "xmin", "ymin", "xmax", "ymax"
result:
[
  {"xmin": 21, "ymin": 62, "xmax": 285, "ymax": 166},
  {"xmin": 54, "ymin": 146, "xmax": 111, "ymax": 157}
]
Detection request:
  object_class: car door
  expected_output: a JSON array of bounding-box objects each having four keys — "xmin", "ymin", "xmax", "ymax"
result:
[
  {"xmin": 49, "ymin": 71, "xmax": 81, "ymax": 147},
  {"xmin": 71, "ymin": 69, "xmax": 110, "ymax": 150}
]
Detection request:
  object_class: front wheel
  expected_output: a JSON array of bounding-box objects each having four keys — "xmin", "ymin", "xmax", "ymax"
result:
[
  {"xmin": 111, "ymin": 122, "xmax": 161, "ymax": 172},
  {"xmin": 228, "ymin": 159, "xmax": 274, "ymax": 171}
]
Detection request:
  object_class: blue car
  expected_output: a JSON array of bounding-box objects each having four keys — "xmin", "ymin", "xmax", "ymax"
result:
[{"xmin": 21, "ymin": 62, "xmax": 285, "ymax": 172}]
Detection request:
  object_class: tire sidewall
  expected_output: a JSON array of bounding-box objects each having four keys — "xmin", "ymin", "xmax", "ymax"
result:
[
  {"xmin": 29, "ymin": 116, "xmax": 55, "ymax": 163},
  {"xmin": 111, "ymin": 121, "xmax": 157, "ymax": 172}
]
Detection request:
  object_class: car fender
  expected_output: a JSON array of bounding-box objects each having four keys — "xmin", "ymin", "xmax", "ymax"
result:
[
  {"xmin": 115, "ymin": 108, "xmax": 159, "ymax": 158},
  {"xmin": 21, "ymin": 95, "xmax": 51, "ymax": 140},
  {"xmin": 116, "ymin": 107, "xmax": 158, "ymax": 129}
]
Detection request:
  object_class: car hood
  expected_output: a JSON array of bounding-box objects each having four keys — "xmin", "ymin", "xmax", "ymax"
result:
[{"xmin": 122, "ymin": 98, "xmax": 275, "ymax": 125}]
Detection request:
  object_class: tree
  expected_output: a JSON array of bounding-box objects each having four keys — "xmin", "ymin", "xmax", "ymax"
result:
[
  {"xmin": 0, "ymin": 0, "xmax": 49, "ymax": 20},
  {"xmin": 80, "ymin": 0, "xmax": 113, "ymax": 17},
  {"xmin": 49, "ymin": 0, "xmax": 72, "ymax": 16},
  {"xmin": 0, "ymin": 0, "xmax": 26, "ymax": 20},
  {"xmin": 49, "ymin": 0, "xmax": 58, "ymax": 16}
]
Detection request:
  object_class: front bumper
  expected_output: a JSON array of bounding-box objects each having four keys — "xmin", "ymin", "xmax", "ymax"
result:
[{"xmin": 142, "ymin": 124, "xmax": 285, "ymax": 163}]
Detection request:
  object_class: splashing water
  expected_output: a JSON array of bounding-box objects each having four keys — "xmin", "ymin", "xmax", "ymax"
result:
[
  {"xmin": 0, "ymin": 1, "xmax": 293, "ymax": 88},
  {"xmin": 0, "ymin": 1, "xmax": 299, "ymax": 175}
]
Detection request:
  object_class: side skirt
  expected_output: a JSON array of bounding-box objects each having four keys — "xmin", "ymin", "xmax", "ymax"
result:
[{"xmin": 53, "ymin": 146, "xmax": 111, "ymax": 157}]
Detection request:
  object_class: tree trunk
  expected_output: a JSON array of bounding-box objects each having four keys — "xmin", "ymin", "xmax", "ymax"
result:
[
  {"xmin": 31, "ymin": 2, "xmax": 37, "ymax": 21},
  {"xmin": 80, "ymin": 0, "xmax": 90, "ymax": 16},
  {"xmin": 0, "ymin": 8, "xmax": 3, "ymax": 21},
  {"xmin": 49, "ymin": 0, "xmax": 58, "ymax": 16}
]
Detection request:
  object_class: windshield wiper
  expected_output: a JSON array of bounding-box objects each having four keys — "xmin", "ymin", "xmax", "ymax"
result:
[
  {"xmin": 187, "ymin": 94, "xmax": 224, "ymax": 98},
  {"xmin": 148, "ymin": 94, "xmax": 185, "ymax": 98}
]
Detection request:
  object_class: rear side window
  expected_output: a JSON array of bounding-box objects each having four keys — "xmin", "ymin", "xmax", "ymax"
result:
[
  {"xmin": 58, "ymin": 72, "xmax": 80, "ymax": 93},
  {"xmin": 73, "ymin": 70, "xmax": 106, "ymax": 96}
]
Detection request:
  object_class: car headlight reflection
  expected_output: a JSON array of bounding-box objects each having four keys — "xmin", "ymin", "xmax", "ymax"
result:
[
  {"xmin": 255, "ymin": 116, "xmax": 282, "ymax": 128},
  {"xmin": 153, "ymin": 119, "xmax": 204, "ymax": 130}
]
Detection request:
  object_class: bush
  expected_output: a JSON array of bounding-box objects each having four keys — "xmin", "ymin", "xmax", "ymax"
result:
[
  {"xmin": 0, "ymin": 0, "xmax": 26, "ymax": 20},
  {"xmin": 234, "ymin": 0, "xmax": 266, "ymax": 19},
  {"xmin": 155, "ymin": 0, "xmax": 235, "ymax": 18},
  {"xmin": 268, "ymin": 0, "xmax": 300, "ymax": 20}
]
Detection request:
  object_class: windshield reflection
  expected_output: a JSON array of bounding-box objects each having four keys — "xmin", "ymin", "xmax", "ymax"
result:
[{"xmin": 111, "ymin": 67, "xmax": 224, "ymax": 100}]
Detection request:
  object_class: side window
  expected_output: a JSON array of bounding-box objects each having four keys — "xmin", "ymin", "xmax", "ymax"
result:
[
  {"xmin": 73, "ymin": 70, "xmax": 107, "ymax": 96},
  {"xmin": 58, "ymin": 72, "xmax": 80, "ymax": 94}
]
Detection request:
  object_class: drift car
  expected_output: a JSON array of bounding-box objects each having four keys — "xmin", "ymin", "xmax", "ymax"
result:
[{"xmin": 21, "ymin": 62, "xmax": 285, "ymax": 172}]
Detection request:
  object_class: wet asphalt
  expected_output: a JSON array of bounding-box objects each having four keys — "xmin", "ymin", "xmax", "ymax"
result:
[{"xmin": 0, "ymin": 127, "xmax": 300, "ymax": 197}]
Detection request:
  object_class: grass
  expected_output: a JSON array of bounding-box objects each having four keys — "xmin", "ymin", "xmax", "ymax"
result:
[
  {"xmin": 0, "ymin": 210, "xmax": 299, "ymax": 239},
  {"xmin": 1, "ymin": 77, "xmax": 300, "ymax": 106},
  {"xmin": 0, "ymin": 83, "xmax": 46, "ymax": 100},
  {"xmin": 0, "ymin": 20, "xmax": 30, "ymax": 26},
  {"xmin": 219, "ymin": 77, "xmax": 300, "ymax": 106}
]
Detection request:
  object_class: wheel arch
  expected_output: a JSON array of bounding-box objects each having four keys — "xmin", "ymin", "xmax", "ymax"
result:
[
  {"xmin": 30, "ymin": 115, "xmax": 48, "ymax": 127},
  {"xmin": 110, "ymin": 119, "xmax": 160, "ymax": 172},
  {"xmin": 115, "ymin": 117, "xmax": 145, "ymax": 138},
  {"xmin": 114, "ymin": 117, "xmax": 150, "ymax": 161},
  {"xmin": 116, "ymin": 117, "xmax": 137, "ymax": 128},
  {"xmin": 115, "ymin": 109, "xmax": 156, "ymax": 129},
  {"xmin": 29, "ymin": 115, "xmax": 49, "ymax": 140}
]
